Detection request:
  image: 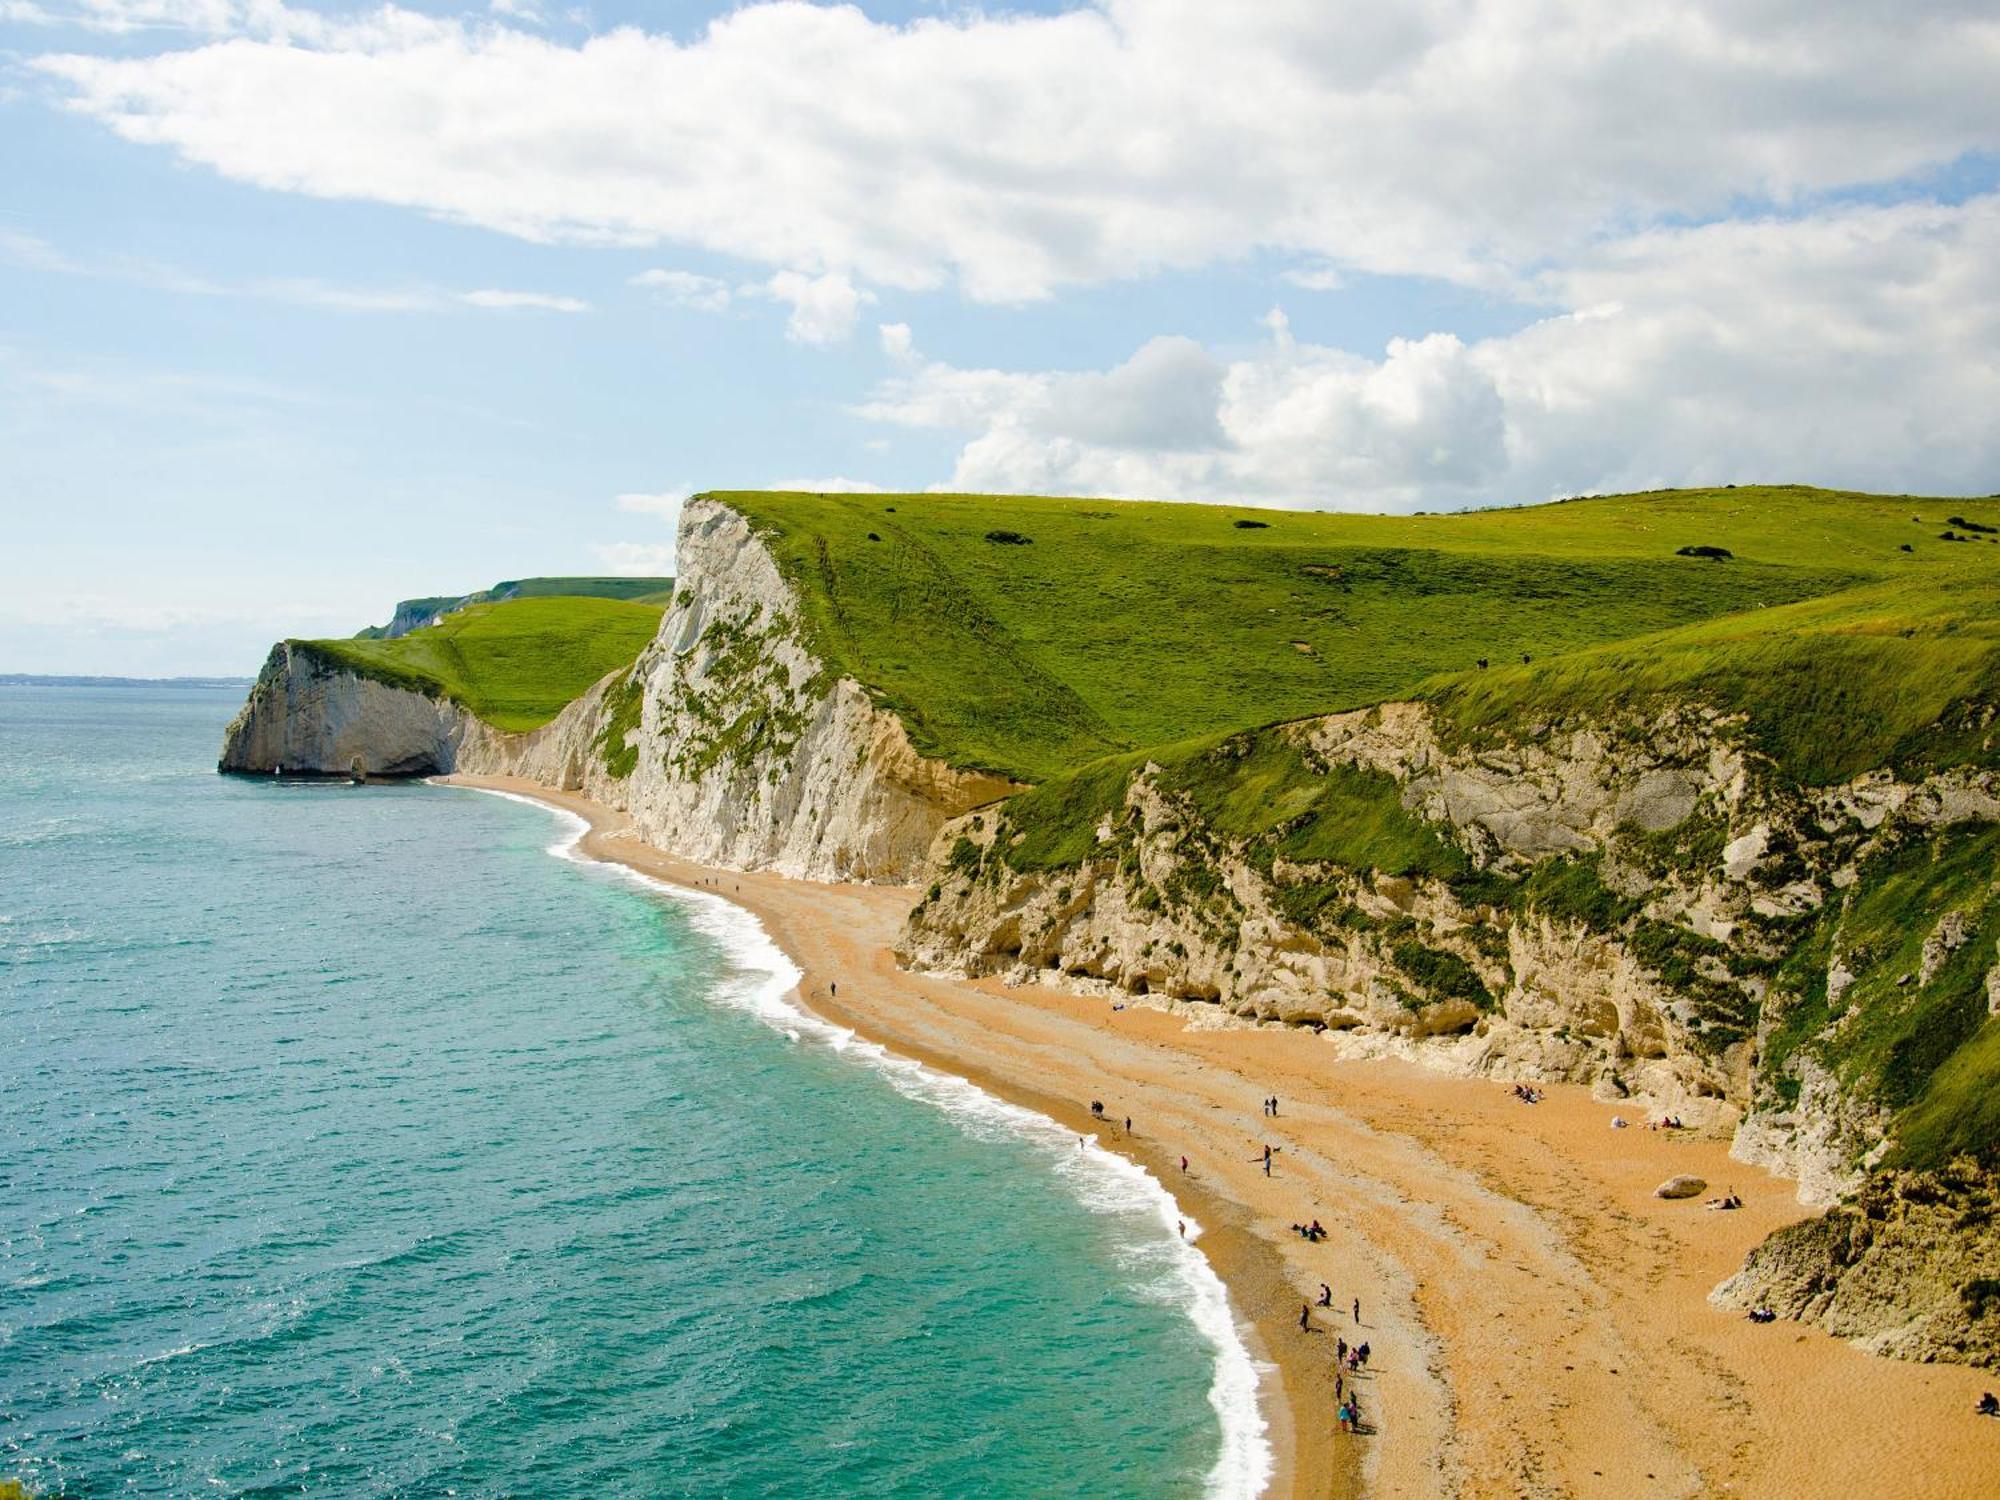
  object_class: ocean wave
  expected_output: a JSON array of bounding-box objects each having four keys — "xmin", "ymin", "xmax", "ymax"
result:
[
  {"xmin": 459, "ymin": 786, "xmax": 1274, "ymax": 1500},
  {"xmin": 0, "ymin": 816, "xmax": 102, "ymax": 850}
]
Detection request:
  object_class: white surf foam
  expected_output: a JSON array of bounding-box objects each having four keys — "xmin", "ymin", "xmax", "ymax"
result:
[{"xmin": 458, "ymin": 785, "xmax": 1275, "ymax": 1499}]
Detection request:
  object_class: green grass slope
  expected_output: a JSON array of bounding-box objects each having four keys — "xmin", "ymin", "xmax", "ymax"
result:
[
  {"xmin": 356, "ymin": 576, "xmax": 672, "ymax": 638},
  {"xmin": 1423, "ymin": 569, "xmax": 2000, "ymax": 785},
  {"xmin": 485, "ymin": 576, "xmax": 673, "ymax": 603},
  {"xmin": 300, "ymin": 596, "xmax": 665, "ymax": 732},
  {"xmin": 718, "ymin": 486, "xmax": 1996, "ymax": 781},
  {"xmin": 1001, "ymin": 566, "xmax": 2000, "ymax": 873}
]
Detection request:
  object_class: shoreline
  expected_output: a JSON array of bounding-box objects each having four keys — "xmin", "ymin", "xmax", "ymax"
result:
[
  {"xmin": 442, "ymin": 773, "xmax": 1999, "ymax": 1500},
  {"xmin": 453, "ymin": 777, "xmax": 1328, "ymax": 1498},
  {"xmin": 477, "ymin": 782, "xmax": 1283, "ymax": 1495}
]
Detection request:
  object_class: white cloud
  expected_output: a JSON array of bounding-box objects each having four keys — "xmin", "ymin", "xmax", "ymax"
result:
[
  {"xmin": 859, "ymin": 331, "xmax": 1224, "ymax": 453},
  {"xmin": 878, "ymin": 321, "xmax": 915, "ymax": 363},
  {"xmin": 599, "ymin": 487, "xmax": 692, "ymax": 577},
  {"xmin": 760, "ymin": 270, "xmax": 871, "ymax": 346},
  {"xmin": 1280, "ymin": 264, "xmax": 1345, "ymax": 292},
  {"xmin": 630, "ymin": 267, "xmax": 731, "ymax": 313},
  {"xmin": 767, "ymin": 476, "xmax": 884, "ymax": 494},
  {"xmin": 860, "ymin": 196, "xmax": 2000, "ymax": 509},
  {"xmin": 31, "ymin": 2, "xmax": 2000, "ymax": 300},
  {"xmin": 591, "ymin": 540, "xmax": 676, "ymax": 576},
  {"xmin": 1, "ymin": 229, "xmax": 588, "ymax": 314},
  {"xmin": 615, "ymin": 486, "xmax": 690, "ymax": 521},
  {"xmin": 455, "ymin": 288, "xmax": 588, "ymax": 312}
]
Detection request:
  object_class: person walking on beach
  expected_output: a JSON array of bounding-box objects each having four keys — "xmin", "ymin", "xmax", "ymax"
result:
[
  {"xmin": 1299, "ymin": 1302, "xmax": 1311, "ymax": 1332},
  {"xmin": 1352, "ymin": 1296, "xmax": 1361, "ymax": 1325},
  {"xmin": 1262, "ymin": 1144, "xmax": 1273, "ymax": 1176},
  {"xmin": 1180, "ymin": 1155, "xmax": 1188, "ymax": 1173}
]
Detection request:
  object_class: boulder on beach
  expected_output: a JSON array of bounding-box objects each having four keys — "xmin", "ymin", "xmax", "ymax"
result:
[{"xmin": 1655, "ymin": 1174, "xmax": 1707, "ymax": 1200}]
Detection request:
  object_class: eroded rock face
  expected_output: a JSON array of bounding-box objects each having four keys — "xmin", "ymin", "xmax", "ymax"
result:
[
  {"xmin": 897, "ymin": 693, "xmax": 2000, "ymax": 1367},
  {"xmin": 220, "ymin": 498, "xmax": 1018, "ymax": 882},
  {"xmin": 899, "ymin": 724, "xmax": 1760, "ymax": 1125},
  {"xmin": 470, "ymin": 500, "xmax": 1019, "ymax": 880},
  {"xmin": 1301, "ymin": 702, "xmax": 1742, "ymax": 867},
  {"xmin": 905, "ymin": 707, "xmax": 1999, "ymax": 1166},
  {"xmin": 218, "ymin": 644, "xmax": 467, "ymax": 776},
  {"xmin": 1713, "ymin": 1165, "xmax": 2000, "ymax": 1368}
]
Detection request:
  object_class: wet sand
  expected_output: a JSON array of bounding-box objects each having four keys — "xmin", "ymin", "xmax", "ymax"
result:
[{"xmin": 446, "ymin": 774, "xmax": 1998, "ymax": 1499}]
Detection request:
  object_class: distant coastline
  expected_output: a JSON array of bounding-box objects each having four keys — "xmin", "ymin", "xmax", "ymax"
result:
[{"xmin": 0, "ymin": 674, "xmax": 253, "ymax": 689}]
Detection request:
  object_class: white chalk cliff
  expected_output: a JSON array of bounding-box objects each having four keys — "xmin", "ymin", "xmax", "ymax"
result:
[{"xmin": 220, "ymin": 497, "xmax": 1017, "ymax": 881}]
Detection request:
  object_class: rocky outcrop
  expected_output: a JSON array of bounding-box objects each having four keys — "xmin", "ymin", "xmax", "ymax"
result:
[
  {"xmin": 219, "ymin": 643, "xmax": 470, "ymax": 776},
  {"xmin": 221, "ymin": 498, "xmax": 1017, "ymax": 882},
  {"xmin": 454, "ymin": 498, "xmax": 1018, "ymax": 880},
  {"xmin": 357, "ymin": 594, "xmax": 462, "ymax": 640},
  {"xmin": 1713, "ymin": 1165, "xmax": 2000, "ymax": 1367},
  {"xmin": 898, "ymin": 710, "xmax": 1772, "ymax": 1120}
]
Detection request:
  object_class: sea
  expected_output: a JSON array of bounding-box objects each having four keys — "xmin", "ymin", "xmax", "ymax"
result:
[{"xmin": 0, "ymin": 685, "xmax": 1268, "ymax": 1498}]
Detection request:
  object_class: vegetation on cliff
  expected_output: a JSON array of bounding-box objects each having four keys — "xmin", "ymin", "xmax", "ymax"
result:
[
  {"xmin": 1423, "ymin": 569, "xmax": 2000, "ymax": 785},
  {"xmin": 354, "ymin": 575, "xmax": 672, "ymax": 638},
  {"xmin": 298, "ymin": 596, "xmax": 665, "ymax": 731},
  {"xmin": 719, "ymin": 485, "xmax": 1992, "ymax": 781}
]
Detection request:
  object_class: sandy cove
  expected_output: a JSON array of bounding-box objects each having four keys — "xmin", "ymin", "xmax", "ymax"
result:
[{"xmin": 445, "ymin": 774, "xmax": 1997, "ymax": 1500}]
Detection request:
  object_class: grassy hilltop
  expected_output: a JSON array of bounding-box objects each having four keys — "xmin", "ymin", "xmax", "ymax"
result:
[
  {"xmin": 721, "ymin": 485, "xmax": 1998, "ymax": 781},
  {"xmin": 355, "ymin": 575, "xmax": 673, "ymax": 639},
  {"xmin": 297, "ymin": 595, "xmax": 666, "ymax": 732}
]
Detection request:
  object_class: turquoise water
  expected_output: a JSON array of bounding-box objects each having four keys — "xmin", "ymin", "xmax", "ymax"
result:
[{"xmin": 0, "ymin": 687, "xmax": 1264, "ymax": 1497}]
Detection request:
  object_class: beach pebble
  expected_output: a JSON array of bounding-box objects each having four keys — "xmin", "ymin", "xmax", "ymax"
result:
[{"xmin": 1654, "ymin": 1174, "xmax": 1707, "ymax": 1200}]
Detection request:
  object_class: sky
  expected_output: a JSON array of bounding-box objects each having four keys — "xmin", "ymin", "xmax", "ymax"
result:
[{"xmin": 3, "ymin": 1, "xmax": 1997, "ymax": 675}]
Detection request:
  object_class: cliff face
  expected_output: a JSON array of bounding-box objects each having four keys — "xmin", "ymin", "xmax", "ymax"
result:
[
  {"xmin": 219, "ymin": 643, "xmax": 470, "ymax": 776},
  {"xmin": 1711, "ymin": 1162, "xmax": 2000, "ymax": 1364},
  {"xmin": 220, "ymin": 499, "xmax": 1014, "ymax": 881},
  {"xmin": 897, "ymin": 699, "xmax": 2000, "ymax": 1364},
  {"xmin": 457, "ymin": 499, "xmax": 1017, "ymax": 878}
]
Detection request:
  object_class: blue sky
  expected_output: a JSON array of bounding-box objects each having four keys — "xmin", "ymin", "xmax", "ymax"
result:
[{"xmin": 2, "ymin": 1, "xmax": 1996, "ymax": 673}]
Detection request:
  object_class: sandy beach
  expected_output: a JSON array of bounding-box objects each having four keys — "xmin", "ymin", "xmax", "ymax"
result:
[{"xmin": 447, "ymin": 774, "xmax": 1997, "ymax": 1500}]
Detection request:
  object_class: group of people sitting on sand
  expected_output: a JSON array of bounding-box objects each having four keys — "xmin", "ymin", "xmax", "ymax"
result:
[
  {"xmin": 1292, "ymin": 1219, "xmax": 1328, "ymax": 1243},
  {"xmin": 1979, "ymin": 1391, "xmax": 1998, "ymax": 1417},
  {"xmin": 1650, "ymin": 1115, "xmax": 1686, "ymax": 1130},
  {"xmin": 1512, "ymin": 1083, "xmax": 1544, "ymax": 1104},
  {"xmin": 1705, "ymin": 1189, "xmax": 1744, "ymax": 1211},
  {"xmin": 1747, "ymin": 1306, "xmax": 1778, "ymax": 1324}
]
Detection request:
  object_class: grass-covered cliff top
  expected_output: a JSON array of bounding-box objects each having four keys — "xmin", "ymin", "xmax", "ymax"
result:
[
  {"xmin": 355, "ymin": 575, "xmax": 673, "ymax": 638},
  {"xmin": 297, "ymin": 595, "xmax": 664, "ymax": 732},
  {"xmin": 989, "ymin": 566, "xmax": 2000, "ymax": 875},
  {"xmin": 715, "ymin": 485, "xmax": 1998, "ymax": 781},
  {"xmin": 1423, "ymin": 568, "xmax": 2000, "ymax": 785}
]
